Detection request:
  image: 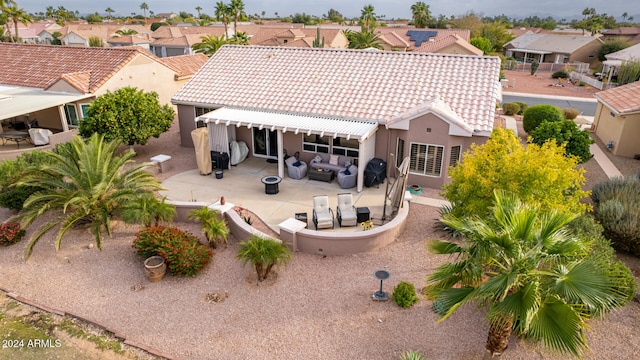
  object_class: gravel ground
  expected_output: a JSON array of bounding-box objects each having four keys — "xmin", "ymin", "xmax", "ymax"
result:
[{"xmin": 1, "ymin": 76, "xmax": 639, "ymax": 360}]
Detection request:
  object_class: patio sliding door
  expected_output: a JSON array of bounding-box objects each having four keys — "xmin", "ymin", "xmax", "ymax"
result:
[{"xmin": 252, "ymin": 128, "xmax": 278, "ymax": 159}]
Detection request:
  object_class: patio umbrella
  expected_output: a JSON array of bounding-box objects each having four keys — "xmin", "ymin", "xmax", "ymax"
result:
[{"xmin": 382, "ymin": 157, "xmax": 410, "ymax": 223}]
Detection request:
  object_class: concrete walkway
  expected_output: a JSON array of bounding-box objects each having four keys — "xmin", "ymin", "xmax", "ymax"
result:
[
  {"xmin": 590, "ymin": 143, "xmax": 623, "ymax": 178},
  {"xmin": 503, "ymin": 115, "xmax": 518, "ymax": 136}
]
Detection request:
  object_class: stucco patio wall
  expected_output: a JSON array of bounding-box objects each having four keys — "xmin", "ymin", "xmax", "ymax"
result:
[{"xmin": 280, "ymin": 200, "xmax": 410, "ymax": 256}]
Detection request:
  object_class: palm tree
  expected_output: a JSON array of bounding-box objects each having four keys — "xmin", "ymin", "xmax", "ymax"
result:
[
  {"xmin": 360, "ymin": 4, "xmax": 377, "ymax": 32},
  {"xmin": 424, "ymin": 190, "xmax": 628, "ymax": 359},
  {"xmin": 192, "ymin": 34, "xmax": 228, "ymax": 56},
  {"xmin": 139, "ymin": 2, "xmax": 148, "ymax": 19},
  {"xmin": 195, "ymin": 6, "xmax": 202, "ymax": 19},
  {"xmin": 229, "ymin": 31, "xmax": 248, "ymax": 45},
  {"xmin": 45, "ymin": 5, "xmax": 54, "ymax": 19},
  {"xmin": 215, "ymin": 1, "xmax": 229, "ymax": 38},
  {"xmin": 411, "ymin": 1, "xmax": 431, "ymax": 28},
  {"xmin": 236, "ymin": 235, "xmax": 292, "ymax": 282},
  {"xmin": 105, "ymin": 7, "xmax": 114, "ymax": 20},
  {"xmin": 120, "ymin": 195, "xmax": 176, "ymax": 228},
  {"xmin": 228, "ymin": 0, "xmax": 245, "ymax": 35},
  {"xmin": 114, "ymin": 28, "xmax": 138, "ymax": 37},
  {"xmin": 5, "ymin": 5, "xmax": 32, "ymax": 42},
  {"xmin": 188, "ymin": 207, "xmax": 229, "ymax": 248},
  {"xmin": 345, "ymin": 29, "xmax": 383, "ymax": 49},
  {"xmin": 14, "ymin": 134, "xmax": 163, "ymax": 260}
]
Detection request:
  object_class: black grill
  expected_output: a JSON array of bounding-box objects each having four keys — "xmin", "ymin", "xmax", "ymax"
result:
[{"xmin": 364, "ymin": 158, "xmax": 386, "ymax": 187}]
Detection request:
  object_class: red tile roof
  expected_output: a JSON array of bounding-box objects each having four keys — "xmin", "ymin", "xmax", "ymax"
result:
[
  {"xmin": 173, "ymin": 46, "xmax": 502, "ymax": 132},
  {"xmin": 159, "ymin": 53, "xmax": 208, "ymax": 78},
  {"xmin": 0, "ymin": 43, "xmax": 157, "ymax": 93},
  {"xmin": 415, "ymin": 34, "xmax": 483, "ymax": 55},
  {"xmin": 596, "ymin": 81, "xmax": 640, "ymax": 114},
  {"xmin": 377, "ymin": 28, "xmax": 471, "ymax": 50}
]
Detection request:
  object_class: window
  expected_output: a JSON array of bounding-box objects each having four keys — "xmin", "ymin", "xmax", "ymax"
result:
[
  {"xmin": 396, "ymin": 138, "xmax": 405, "ymax": 168},
  {"xmin": 79, "ymin": 103, "xmax": 91, "ymax": 118},
  {"xmin": 449, "ymin": 146, "xmax": 461, "ymax": 167},
  {"xmin": 195, "ymin": 106, "xmax": 214, "ymax": 128},
  {"xmin": 409, "ymin": 142, "xmax": 444, "ymax": 177},
  {"xmin": 332, "ymin": 137, "xmax": 359, "ymax": 157},
  {"xmin": 303, "ymin": 134, "xmax": 330, "ymax": 153},
  {"xmin": 65, "ymin": 104, "xmax": 79, "ymax": 127}
]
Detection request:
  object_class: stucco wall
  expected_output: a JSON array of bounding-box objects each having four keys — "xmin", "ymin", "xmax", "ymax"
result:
[
  {"xmin": 594, "ymin": 102, "xmax": 625, "ymax": 155},
  {"xmin": 568, "ymin": 40, "xmax": 601, "ymax": 67},
  {"xmin": 617, "ymin": 113, "xmax": 640, "ymax": 157},
  {"xmin": 177, "ymin": 105, "xmax": 197, "ymax": 147}
]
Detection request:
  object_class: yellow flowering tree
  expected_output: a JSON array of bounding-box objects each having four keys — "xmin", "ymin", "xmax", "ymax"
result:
[{"xmin": 443, "ymin": 128, "xmax": 590, "ymax": 218}]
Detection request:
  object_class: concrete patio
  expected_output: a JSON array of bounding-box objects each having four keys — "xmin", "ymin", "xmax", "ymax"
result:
[{"xmin": 159, "ymin": 156, "xmax": 394, "ymax": 233}]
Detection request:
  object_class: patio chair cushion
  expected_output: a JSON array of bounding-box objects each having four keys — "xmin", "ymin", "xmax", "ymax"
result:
[
  {"xmin": 337, "ymin": 193, "xmax": 357, "ymax": 227},
  {"xmin": 313, "ymin": 195, "xmax": 334, "ymax": 229},
  {"xmin": 286, "ymin": 156, "xmax": 307, "ymax": 180},
  {"xmin": 337, "ymin": 165, "xmax": 358, "ymax": 189}
]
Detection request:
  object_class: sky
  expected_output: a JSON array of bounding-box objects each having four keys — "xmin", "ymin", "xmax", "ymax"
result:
[{"xmin": 16, "ymin": 0, "xmax": 640, "ymax": 21}]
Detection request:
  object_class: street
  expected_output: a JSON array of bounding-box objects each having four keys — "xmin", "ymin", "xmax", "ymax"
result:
[{"xmin": 503, "ymin": 93, "xmax": 598, "ymax": 117}]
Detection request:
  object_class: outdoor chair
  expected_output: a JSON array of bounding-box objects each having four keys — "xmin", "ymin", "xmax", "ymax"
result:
[
  {"xmin": 336, "ymin": 193, "xmax": 357, "ymax": 227},
  {"xmin": 312, "ymin": 195, "xmax": 334, "ymax": 230},
  {"xmin": 337, "ymin": 165, "xmax": 357, "ymax": 189},
  {"xmin": 286, "ymin": 156, "xmax": 307, "ymax": 179}
]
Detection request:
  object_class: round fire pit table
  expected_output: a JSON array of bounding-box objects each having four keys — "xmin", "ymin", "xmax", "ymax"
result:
[{"xmin": 261, "ymin": 176, "xmax": 282, "ymax": 195}]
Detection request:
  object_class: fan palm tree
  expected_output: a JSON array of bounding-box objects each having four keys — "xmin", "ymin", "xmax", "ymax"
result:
[
  {"xmin": 192, "ymin": 34, "xmax": 228, "ymax": 56},
  {"xmin": 4, "ymin": 5, "xmax": 32, "ymax": 42},
  {"xmin": 139, "ymin": 2, "xmax": 148, "ymax": 19},
  {"xmin": 14, "ymin": 134, "xmax": 163, "ymax": 260},
  {"xmin": 345, "ymin": 29, "xmax": 383, "ymax": 50},
  {"xmin": 215, "ymin": 1, "xmax": 229, "ymax": 38},
  {"xmin": 425, "ymin": 190, "xmax": 628, "ymax": 359},
  {"xmin": 105, "ymin": 7, "xmax": 114, "ymax": 20},
  {"xmin": 228, "ymin": 0, "xmax": 245, "ymax": 35},
  {"xmin": 188, "ymin": 207, "xmax": 229, "ymax": 248},
  {"xmin": 359, "ymin": 4, "xmax": 377, "ymax": 32},
  {"xmin": 120, "ymin": 195, "xmax": 176, "ymax": 228},
  {"xmin": 411, "ymin": 1, "xmax": 431, "ymax": 28},
  {"xmin": 236, "ymin": 235, "xmax": 292, "ymax": 282},
  {"xmin": 229, "ymin": 31, "xmax": 248, "ymax": 45}
]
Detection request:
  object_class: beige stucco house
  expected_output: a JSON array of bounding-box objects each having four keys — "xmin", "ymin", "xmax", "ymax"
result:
[
  {"xmin": 592, "ymin": 81, "xmax": 640, "ymax": 158},
  {"xmin": 504, "ymin": 33, "xmax": 603, "ymax": 67},
  {"xmin": 172, "ymin": 45, "xmax": 502, "ymax": 191},
  {"xmin": 0, "ymin": 43, "xmax": 206, "ymax": 159}
]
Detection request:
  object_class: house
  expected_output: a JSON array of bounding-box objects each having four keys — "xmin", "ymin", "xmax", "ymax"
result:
[
  {"xmin": 600, "ymin": 42, "xmax": 640, "ymax": 83},
  {"xmin": 0, "ymin": 43, "xmax": 206, "ymax": 151},
  {"xmin": 376, "ymin": 28, "xmax": 476, "ymax": 54},
  {"xmin": 246, "ymin": 27, "xmax": 348, "ymax": 48},
  {"xmin": 601, "ymin": 27, "xmax": 640, "ymax": 45},
  {"xmin": 172, "ymin": 46, "xmax": 502, "ymax": 191},
  {"xmin": 107, "ymin": 33, "xmax": 154, "ymax": 50},
  {"xmin": 592, "ymin": 81, "xmax": 640, "ymax": 158},
  {"xmin": 503, "ymin": 34, "xmax": 603, "ymax": 66},
  {"xmin": 151, "ymin": 28, "xmax": 227, "ymax": 57},
  {"xmin": 414, "ymin": 34, "xmax": 483, "ymax": 55},
  {"xmin": 48, "ymin": 25, "xmax": 152, "ymax": 47}
]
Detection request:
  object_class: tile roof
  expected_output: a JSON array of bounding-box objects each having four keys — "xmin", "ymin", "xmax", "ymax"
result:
[
  {"xmin": 379, "ymin": 32, "xmax": 411, "ymax": 48},
  {"xmin": 248, "ymin": 27, "xmax": 344, "ymax": 48},
  {"xmin": 54, "ymin": 71, "xmax": 92, "ymax": 93},
  {"xmin": 602, "ymin": 27, "xmax": 640, "ymax": 36},
  {"xmin": 173, "ymin": 46, "xmax": 501, "ymax": 132},
  {"xmin": 415, "ymin": 34, "xmax": 483, "ymax": 55},
  {"xmin": 596, "ymin": 81, "xmax": 640, "ymax": 114},
  {"xmin": 107, "ymin": 33, "xmax": 153, "ymax": 45},
  {"xmin": 605, "ymin": 42, "xmax": 640, "ymax": 61},
  {"xmin": 159, "ymin": 54, "xmax": 208, "ymax": 78},
  {"xmin": 377, "ymin": 28, "xmax": 471, "ymax": 50},
  {"xmin": 0, "ymin": 43, "xmax": 158, "ymax": 93}
]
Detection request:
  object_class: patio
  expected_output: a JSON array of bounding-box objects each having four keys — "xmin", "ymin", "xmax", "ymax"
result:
[{"xmin": 159, "ymin": 156, "xmax": 394, "ymax": 234}]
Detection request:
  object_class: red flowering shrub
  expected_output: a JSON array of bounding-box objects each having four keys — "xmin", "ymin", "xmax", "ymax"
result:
[
  {"xmin": 0, "ymin": 222, "xmax": 26, "ymax": 246},
  {"xmin": 133, "ymin": 226, "xmax": 212, "ymax": 276}
]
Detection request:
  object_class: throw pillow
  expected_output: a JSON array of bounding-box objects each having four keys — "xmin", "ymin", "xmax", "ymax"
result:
[
  {"xmin": 329, "ymin": 154, "xmax": 339, "ymax": 166},
  {"xmin": 344, "ymin": 160, "xmax": 352, "ymax": 168},
  {"xmin": 313, "ymin": 155, "xmax": 323, "ymax": 163},
  {"xmin": 293, "ymin": 161, "xmax": 302, "ymax": 167},
  {"xmin": 343, "ymin": 169, "xmax": 351, "ymax": 176}
]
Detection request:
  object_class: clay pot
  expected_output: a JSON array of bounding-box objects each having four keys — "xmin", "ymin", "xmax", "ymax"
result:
[{"xmin": 144, "ymin": 256, "xmax": 166, "ymax": 282}]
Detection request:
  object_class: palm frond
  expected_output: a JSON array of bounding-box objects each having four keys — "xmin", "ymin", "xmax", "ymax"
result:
[{"xmin": 527, "ymin": 296, "xmax": 588, "ymax": 357}]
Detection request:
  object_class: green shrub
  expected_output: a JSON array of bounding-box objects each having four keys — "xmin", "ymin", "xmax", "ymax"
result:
[
  {"xmin": 566, "ymin": 215, "xmax": 637, "ymax": 305},
  {"xmin": 530, "ymin": 59, "xmax": 539, "ymax": 75},
  {"xmin": 502, "ymin": 102, "xmax": 520, "ymax": 116},
  {"xmin": 522, "ymin": 104, "xmax": 564, "ymax": 133},
  {"xmin": 578, "ymin": 80, "xmax": 586, "ymax": 86},
  {"xmin": 551, "ymin": 70, "xmax": 569, "ymax": 79},
  {"xmin": 562, "ymin": 107, "xmax": 580, "ymax": 120},
  {"xmin": 400, "ymin": 350, "xmax": 428, "ymax": 360},
  {"xmin": 514, "ymin": 101, "xmax": 528, "ymax": 115},
  {"xmin": 591, "ymin": 177, "xmax": 640, "ymax": 256},
  {"xmin": 133, "ymin": 226, "xmax": 212, "ymax": 276},
  {"xmin": 0, "ymin": 150, "xmax": 54, "ymax": 210},
  {"xmin": 0, "ymin": 222, "xmax": 25, "ymax": 246},
  {"xmin": 392, "ymin": 281, "xmax": 419, "ymax": 308},
  {"xmin": 530, "ymin": 120, "xmax": 593, "ymax": 163}
]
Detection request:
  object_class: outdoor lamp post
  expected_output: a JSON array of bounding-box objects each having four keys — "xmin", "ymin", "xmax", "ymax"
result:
[{"xmin": 373, "ymin": 269, "xmax": 390, "ymax": 301}]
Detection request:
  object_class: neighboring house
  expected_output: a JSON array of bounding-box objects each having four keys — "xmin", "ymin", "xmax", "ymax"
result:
[
  {"xmin": 172, "ymin": 46, "xmax": 502, "ymax": 191},
  {"xmin": 247, "ymin": 27, "xmax": 348, "ymax": 48},
  {"xmin": 0, "ymin": 43, "xmax": 206, "ymax": 141},
  {"xmin": 154, "ymin": 12, "xmax": 179, "ymax": 21},
  {"xmin": 54, "ymin": 25, "xmax": 151, "ymax": 47},
  {"xmin": 503, "ymin": 33, "xmax": 603, "ymax": 66},
  {"xmin": 592, "ymin": 81, "xmax": 640, "ymax": 158},
  {"xmin": 107, "ymin": 33, "xmax": 154, "ymax": 50},
  {"xmin": 601, "ymin": 27, "xmax": 640, "ymax": 44},
  {"xmin": 151, "ymin": 28, "xmax": 227, "ymax": 57},
  {"xmin": 376, "ymin": 28, "xmax": 474, "ymax": 53},
  {"xmin": 414, "ymin": 34, "xmax": 483, "ymax": 55}
]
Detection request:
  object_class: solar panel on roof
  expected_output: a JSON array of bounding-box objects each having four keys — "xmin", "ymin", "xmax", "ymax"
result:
[{"xmin": 406, "ymin": 30, "xmax": 438, "ymax": 46}]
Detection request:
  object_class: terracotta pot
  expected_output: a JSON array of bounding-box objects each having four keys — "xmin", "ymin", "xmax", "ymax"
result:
[{"xmin": 220, "ymin": 196, "xmax": 226, "ymax": 205}]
